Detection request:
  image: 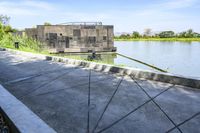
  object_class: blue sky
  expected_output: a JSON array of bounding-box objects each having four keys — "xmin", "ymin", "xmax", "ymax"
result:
[{"xmin": 0, "ymin": 0, "xmax": 200, "ymax": 33}]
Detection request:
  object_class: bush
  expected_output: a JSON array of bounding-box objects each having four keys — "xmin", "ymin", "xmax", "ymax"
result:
[
  {"xmin": 0, "ymin": 23, "xmax": 5, "ymax": 41},
  {"xmin": 0, "ymin": 33, "xmax": 43, "ymax": 52}
]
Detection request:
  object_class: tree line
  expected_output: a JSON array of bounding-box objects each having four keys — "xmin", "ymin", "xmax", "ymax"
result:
[
  {"xmin": 0, "ymin": 15, "xmax": 17, "ymax": 39},
  {"xmin": 116, "ymin": 29, "xmax": 200, "ymax": 39}
]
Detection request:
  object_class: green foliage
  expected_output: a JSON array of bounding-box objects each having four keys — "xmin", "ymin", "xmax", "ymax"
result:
[
  {"xmin": 3, "ymin": 25, "xmax": 13, "ymax": 33},
  {"xmin": 0, "ymin": 23, "xmax": 43, "ymax": 52},
  {"xmin": 0, "ymin": 34, "xmax": 43, "ymax": 52},
  {"xmin": 0, "ymin": 23, "xmax": 4, "ymax": 40},
  {"xmin": 44, "ymin": 22, "xmax": 51, "ymax": 25},
  {"xmin": 158, "ymin": 31, "xmax": 175, "ymax": 38},
  {"xmin": 0, "ymin": 15, "xmax": 10, "ymax": 25},
  {"xmin": 115, "ymin": 28, "xmax": 200, "ymax": 41},
  {"xmin": 132, "ymin": 31, "xmax": 140, "ymax": 38},
  {"xmin": 119, "ymin": 34, "xmax": 131, "ymax": 39},
  {"xmin": 0, "ymin": 15, "xmax": 45, "ymax": 53},
  {"xmin": 115, "ymin": 37, "xmax": 200, "ymax": 42}
]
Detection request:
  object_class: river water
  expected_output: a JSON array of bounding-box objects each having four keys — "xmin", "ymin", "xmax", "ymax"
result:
[
  {"xmin": 58, "ymin": 41, "xmax": 200, "ymax": 78},
  {"xmin": 115, "ymin": 41, "xmax": 200, "ymax": 78}
]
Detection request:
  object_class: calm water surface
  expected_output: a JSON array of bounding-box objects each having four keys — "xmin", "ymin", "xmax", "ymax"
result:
[
  {"xmin": 58, "ymin": 41, "xmax": 200, "ymax": 78},
  {"xmin": 115, "ymin": 41, "xmax": 200, "ymax": 78}
]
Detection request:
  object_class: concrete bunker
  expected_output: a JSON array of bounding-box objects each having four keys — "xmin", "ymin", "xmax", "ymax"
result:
[{"xmin": 24, "ymin": 22, "xmax": 116, "ymax": 53}]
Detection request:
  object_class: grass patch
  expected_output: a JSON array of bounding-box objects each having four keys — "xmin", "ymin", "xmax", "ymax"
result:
[{"xmin": 0, "ymin": 33, "xmax": 49, "ymax": 54}]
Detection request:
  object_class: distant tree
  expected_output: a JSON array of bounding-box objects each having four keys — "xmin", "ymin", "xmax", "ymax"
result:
[
  {"xmin": 132, "ymin": 31, "xmax": 140, "ymax": 38},
  {"xmin": 193, "ymin": 32, "xmax": 200, "ymax": 38},
  {"xmin": 0, "ymin": 15, "xmax": 16, "ymax": 35},
  {"xmin": 3, "ymin": 25, "xmax": 12, "ymax": 33},
  {"xmin": 177, "ymin": 29, "xmax": 194, "ymax": 38},
  {"xmin": 158, "ymin": 31, "xmax": 175, "ymax": 38},
  {"xmin": 144, "ymin": 28, "xmax": 152, "ymax": 37},
  {"xmin": 119, "ymin": 34, "xmax": 131, "ymax": 39},
  {"xmin": 178, "ymin": 31, "xmax": 186, "ymax": 38},
  {"xmin": 185, "ymin": 29, "xmax": 193, "ymax": 38},
  {"xmin": 44, "ymin": 22, "xmax": 51, "ymax": 25},
  {"xmin": 0, "ymin": 15, "xmax": 10, "ymax": 25}
]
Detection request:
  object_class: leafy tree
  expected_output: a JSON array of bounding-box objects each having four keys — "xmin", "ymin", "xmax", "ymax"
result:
[
  {"xmin": 0, "ymin": 15, "xmax": 10, "ymax": 25},
  {"xmin": 178, "ymin": 29, "xmax": 194, "ymax": 38},
  {"xmin": 158, "ymin": 31, "xmax": 175, "ymax": 38},
  {"xmin": 3, "ymin": 25, "xmax": 12, "ymax": 33},
  {"xmin": 119, "ymin": 34, "xmax": 131, "ymax": 39},
  {"xmin": 44, "ymin": 22, "xmax": 51, "ymax": 25},
  {"xmin": 132, "ymin": 31, "xmax": 140, "ymax": 38},
  {"xmin": 185, "ymin": 29, "xmax": 193, "ymax": 38},
  {"xmin": 193, "ymin": 32, "xmax": 200, "ymax": 38},
  {"xmin": 178, "ymin": 31, "xmax": 186, "ymax": 38}
]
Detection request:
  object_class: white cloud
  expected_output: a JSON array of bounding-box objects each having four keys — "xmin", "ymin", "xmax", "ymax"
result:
[
  {"xmin": 0, "ymin": 0, "xmax": 199, "ymax": 32},
  {"xmin": 22, "ymin": 1, "xmax": 55, "ymax": 10},
  {"xmin": 163, "ymin": 0, "xmax": 198, "ymax": 9},
  {"xmin": 0, "ymin": 0, "xmax": 55, "ymax": 16}
]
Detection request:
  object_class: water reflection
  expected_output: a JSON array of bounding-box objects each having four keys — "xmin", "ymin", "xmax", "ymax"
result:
[
  {"xmin": 55, "ymin": 53, "xmax": 117, "ymax": 65},
  {"xmin": 54, "ymin": 41, "xmax": 200, "ymax": 78},
  {"xmin": 115, "ymin": 41, "xmax": 200, "ymax": 78}
]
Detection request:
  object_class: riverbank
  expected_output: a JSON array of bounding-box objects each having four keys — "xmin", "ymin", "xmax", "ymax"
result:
[
  {"xmin": 114, "ymin": 38, "xmax": 200, "ymax": 42},
  {"xmin": 1, "ymin": 49, "xmax": 200, "ymax": 133}
]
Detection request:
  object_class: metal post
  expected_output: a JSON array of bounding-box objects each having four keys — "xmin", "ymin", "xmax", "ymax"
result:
[{"xmin": 14, "ymin": 42, "xmax": 19, "ymax": 49}]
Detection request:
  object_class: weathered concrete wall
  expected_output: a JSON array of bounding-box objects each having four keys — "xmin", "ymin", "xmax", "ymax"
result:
[
  {"xmin": 13, "ymin": 30, "xmax": 25, "ymax": 37},
  {"xmin": 25, "ymin": 24, "xmax": 115, "ymax": 53},
  {"xmin": 25, "ymin": 28, "xmax": 38, "ymax": 40}
]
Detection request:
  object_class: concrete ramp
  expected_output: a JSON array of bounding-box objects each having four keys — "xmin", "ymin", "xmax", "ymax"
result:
[{"xmin": 0, "ymin": 50, "xmax": 200, "ymax": 133}]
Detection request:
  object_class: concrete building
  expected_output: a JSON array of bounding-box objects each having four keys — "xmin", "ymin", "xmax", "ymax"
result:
[{"xmin": 25, "ymin": 22, "xmax": 116, "ymax": 53}]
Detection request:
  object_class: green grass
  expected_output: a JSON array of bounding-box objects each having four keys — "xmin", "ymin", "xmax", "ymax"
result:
[
  {"xmin": 0, "ymin": 34, "xmax": 122, "ymax": 67},
  {"xmin": 0, "ymin": 34, "xmax": 49, "ymax": 54},
  {"xmin": 114, "ymin": 38, "xmax": 200, "ymax": 42}
]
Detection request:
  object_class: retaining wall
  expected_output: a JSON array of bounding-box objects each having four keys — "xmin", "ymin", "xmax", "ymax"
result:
[
  {"xmin": 2, "ymin": 48, "xmax": 200, "ymax": 89},
  {"xmin": 0, "ymin": 85, "xmax": 56, "ymax": 133}
]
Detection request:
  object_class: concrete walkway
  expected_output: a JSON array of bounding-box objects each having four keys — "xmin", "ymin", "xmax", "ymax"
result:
[{"xmin": 0, "ymin": 50, "xmax": 200, "ymax": 133}]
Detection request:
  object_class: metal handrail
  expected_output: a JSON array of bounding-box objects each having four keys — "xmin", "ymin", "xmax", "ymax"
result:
[
  {"xmin": 117, "ymin": 53, "xmax": 168, "ymax": 72},
  {"xmin": 57, "ymin": 22, "xmax": 103, "ymax": 25}
]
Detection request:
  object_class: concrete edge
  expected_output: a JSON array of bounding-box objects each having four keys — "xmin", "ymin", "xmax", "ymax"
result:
[
  {"xmin": 2, "ymin": 48, "xmax": 200, "ymax": 89},
  {"xmin": 0, "ymin": 85, "xmax": 57, "ymax": 133}
]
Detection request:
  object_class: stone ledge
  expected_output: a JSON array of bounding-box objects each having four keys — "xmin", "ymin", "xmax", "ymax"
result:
[
  {"xmin": 2, "ymin": 48, "xmax": 200, "ymax": 89},
  {"xmin": 0, "ymin": 85, "xmax": 57, "ymax": 133},
  {"xmin": 47, "ymin": 55, "xmax": 200, "ymax": 89}
]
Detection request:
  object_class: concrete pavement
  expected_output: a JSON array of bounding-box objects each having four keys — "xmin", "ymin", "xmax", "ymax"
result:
[{"xmin": 0, "ymin": 50, "xmax": 200, "ymax": 133}]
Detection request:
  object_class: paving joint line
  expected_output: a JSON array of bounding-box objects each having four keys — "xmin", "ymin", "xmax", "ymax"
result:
[
  {"xmin": 166, "ymin": 111, "xmax": 200, "ymax": 133},
  {"xmin": 92, "ymin": 76, "xmax": 124, "ymax": 133},
  {"xmin": 96, "ymin": 77, "xmax": 175, "ymax": 133},
  {"xmin": 132, "ymin": 77, "xmax": 182, "ymax": 133},
  {"xmin": 3, "ymin": 67, "xmax": 78, "ymax": 85},
  {"xmin": 87, "ymin": 70, "xmax": 91, "ymax": 133},
  {"xmin": 31, "ymin": 75, "xmax": 115, "ymax": 97},
  {"xmin": 18, "ymin": 67, "xmax": 79, "ymax": 99}
]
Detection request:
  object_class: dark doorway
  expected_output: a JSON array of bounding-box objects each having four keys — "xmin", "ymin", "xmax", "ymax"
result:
[{"xmin": 65, "ymin": 37, "xmax": 69, "ymax": 48}]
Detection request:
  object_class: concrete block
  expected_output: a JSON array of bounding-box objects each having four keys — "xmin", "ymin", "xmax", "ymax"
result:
[
  {"xmin": 0, "ymin": 85, "xmax": 56, "ymax": 133},
  {"xmin": 96, "ymin": 102, "xmax": 174, "ymax": 133},
  {"xmin": 179, "ymin": 114, "xmax": 200, "ymax": 133},
  {"xmin": 154, "ymin": 85, "xmax": 200, "ymax": 124}
]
